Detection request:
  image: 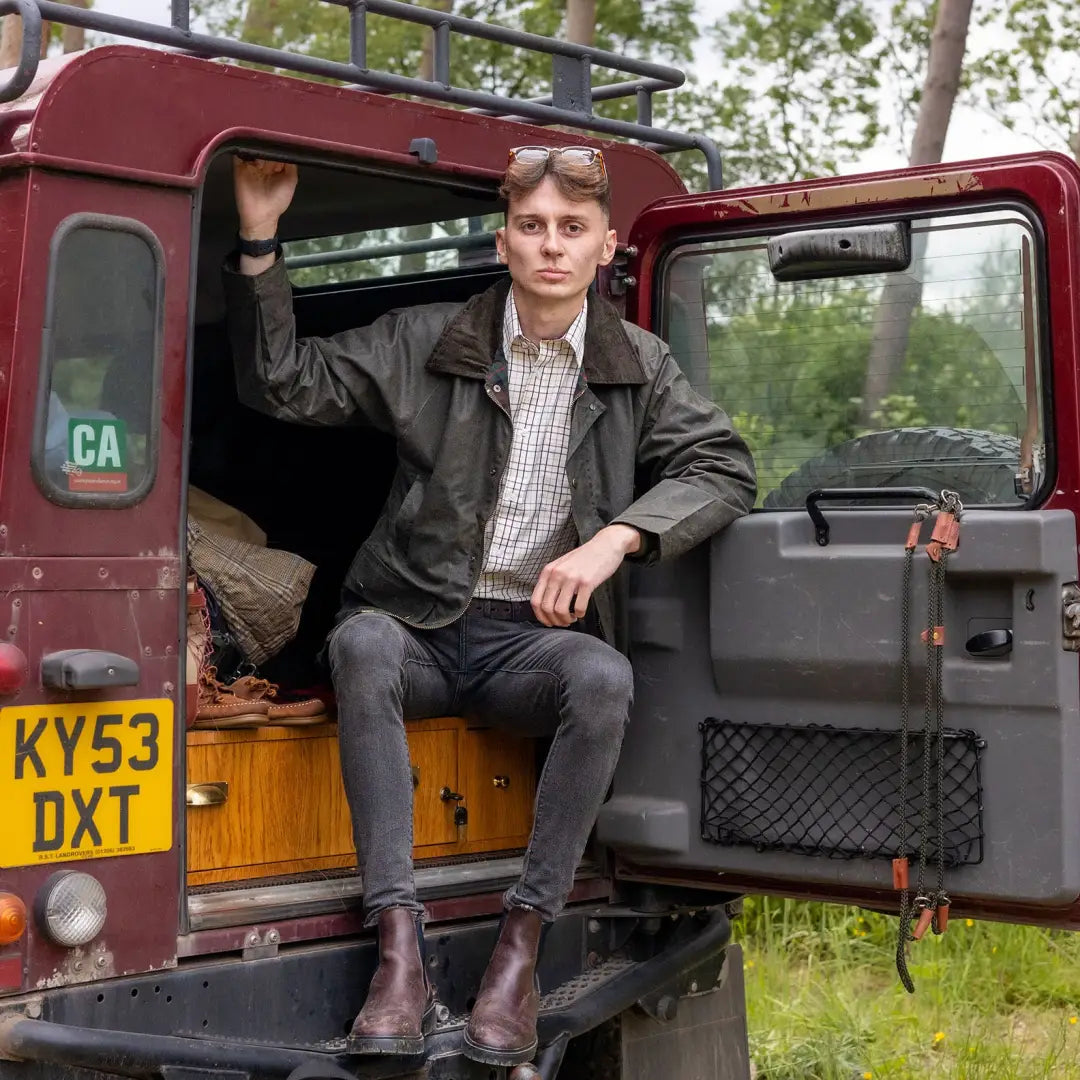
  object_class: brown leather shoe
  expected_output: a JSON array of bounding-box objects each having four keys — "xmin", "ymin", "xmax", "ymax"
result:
[
  {"xmin": 225, "ymin": 674, "xmax": 329, "ymax": 726},
  {"xmin": 191, "ymin": 665, "xmax": 270, "ymax": 729},
  {"xmin": 463, "ymin": 906, "xmax": 543, "ymax": 1065},
  {"xmin": 346, "ymin": 908, "xmax": 437, "ymax": 1056}
]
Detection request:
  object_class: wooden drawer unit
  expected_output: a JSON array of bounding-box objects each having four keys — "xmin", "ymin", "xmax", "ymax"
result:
[{"xmin": 186, "ymin": 718, "xmax": 536, "ymax": 886}]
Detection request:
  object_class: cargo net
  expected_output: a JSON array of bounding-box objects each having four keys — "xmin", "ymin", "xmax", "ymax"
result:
[{"xmin": 700, "ymin": 719, "xmax": 984, "ymax": 866}]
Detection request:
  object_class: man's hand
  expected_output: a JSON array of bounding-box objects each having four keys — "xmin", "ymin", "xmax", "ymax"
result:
[
  {"xmin": 531, "ymin": 524, "xmax": 642, "ymax": 627},
  {"xmin": 233, "ymin": 155, "xmax": 299, "ymax": 274}
]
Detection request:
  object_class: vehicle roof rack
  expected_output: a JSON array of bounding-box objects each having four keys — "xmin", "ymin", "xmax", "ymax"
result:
[{"xmin": 0, "ymin": 0, "xmax": 723, "ymax": 189}]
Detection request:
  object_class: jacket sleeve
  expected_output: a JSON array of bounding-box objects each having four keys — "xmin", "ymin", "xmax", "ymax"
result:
[
  {"xmin": 221, "ymin": 256, "xmax": 446, "ymax": 433},
  {"xmin": 611, "ymin": 347, "xmax": 757, "ymax": 564}
]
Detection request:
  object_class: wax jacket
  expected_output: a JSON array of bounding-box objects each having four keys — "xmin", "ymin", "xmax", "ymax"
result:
[{"xmin": 223, "ymin": 261, "xmax": 756, "ymax": 653}]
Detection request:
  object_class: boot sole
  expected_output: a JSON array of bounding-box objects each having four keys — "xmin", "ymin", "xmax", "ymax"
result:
[
  {"xmin": 461, "ymin": 1030, "xmax": 538, "ymax": 1067},
  {"xmin": 345, "ymin": 999, "xmax": 437, "ymax": 1057}
]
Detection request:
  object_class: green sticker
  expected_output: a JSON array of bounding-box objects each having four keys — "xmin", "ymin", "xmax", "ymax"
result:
[{"xmin": 67, "ymin": 418, "xmax": 127, "ymax": 472}]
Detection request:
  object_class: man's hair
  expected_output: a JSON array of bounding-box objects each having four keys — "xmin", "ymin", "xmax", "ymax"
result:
[{"xmin": 499, "ymin": 155, "xmax": 612, "ymax": 220}]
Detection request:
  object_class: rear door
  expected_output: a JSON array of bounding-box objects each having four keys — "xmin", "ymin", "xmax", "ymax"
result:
[{"xmin": 599, "ymin": 153, "xmax": 1080, "ymax": 924}]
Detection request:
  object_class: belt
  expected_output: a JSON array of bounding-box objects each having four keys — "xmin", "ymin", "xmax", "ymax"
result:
[{"xmin": 465, "ymin": 598, "xmax": 538, "ymax": 622}]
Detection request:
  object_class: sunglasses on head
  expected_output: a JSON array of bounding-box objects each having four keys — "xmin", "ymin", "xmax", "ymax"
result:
[{"xmin": 507, "ymin": 145, "xmax": 606, "ymax": 174}]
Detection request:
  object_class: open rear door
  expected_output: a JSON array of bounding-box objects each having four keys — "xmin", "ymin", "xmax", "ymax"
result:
[{"xmin": 599, "ymin": 153, "xmax": 1080, "ymax": 925}]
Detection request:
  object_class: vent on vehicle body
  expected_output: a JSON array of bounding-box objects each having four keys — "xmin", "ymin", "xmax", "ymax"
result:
[{"xmin": 700, "ymin": 718, "xmax": 984, "ymax": 866}]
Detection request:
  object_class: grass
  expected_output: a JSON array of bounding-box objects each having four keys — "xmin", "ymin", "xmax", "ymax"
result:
[{"xmin": 732, "ymin": 897, "xmax": 1080, "ymax": 1080}]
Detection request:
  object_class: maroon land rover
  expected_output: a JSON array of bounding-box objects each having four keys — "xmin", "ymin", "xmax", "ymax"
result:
[{"xmin": 0, "ymin": 2, "xmax": 1079, "ymax": 1078}]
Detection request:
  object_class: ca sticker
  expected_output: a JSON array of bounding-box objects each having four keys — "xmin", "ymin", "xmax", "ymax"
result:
[{"xmin": 66, "ymin": 418, "xmax": 128, "ymax": 493}]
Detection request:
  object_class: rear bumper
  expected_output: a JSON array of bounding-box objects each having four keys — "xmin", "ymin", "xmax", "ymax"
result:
[{"xmin": 0, "ymin": 907, "xmax": 732, "ymax": 1079}]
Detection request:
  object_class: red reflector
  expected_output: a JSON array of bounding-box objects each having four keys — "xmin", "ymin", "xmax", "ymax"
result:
[
  {"xmin": 0, "ymin": 643, "xmax": 27, "ymax": 696},
  {"xmin": 0, "ymin": 955, "xmax": 22, "ymax": 990}
]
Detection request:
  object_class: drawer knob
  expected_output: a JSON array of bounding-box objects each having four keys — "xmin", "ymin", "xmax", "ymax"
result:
[
  {"xmin": 186, "ymin": 782, "xmax": 229, "ymax": 807},
  {"xmin": 493, "ymin": 775, "xmax": 510, "ymax": 789}
]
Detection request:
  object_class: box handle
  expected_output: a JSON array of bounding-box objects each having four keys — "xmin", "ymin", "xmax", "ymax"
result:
[{"xmin": 186, "ymin": 782, "xmax": 229, "ymax": 807}]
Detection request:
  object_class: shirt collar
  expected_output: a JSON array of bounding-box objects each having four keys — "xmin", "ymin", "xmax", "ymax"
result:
[{"xmin": 502, "ymin": 287, "xmax": 587, "ymax": 367}]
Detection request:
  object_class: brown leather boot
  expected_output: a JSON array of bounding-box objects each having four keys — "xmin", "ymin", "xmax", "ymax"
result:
[
  {"xmin": 463, "ymin": 906, "xmax": 543, "ymax": 1065},
  {"xmin": 347, "ymin": 908, "xmax": 436, "ymax": 1056}
]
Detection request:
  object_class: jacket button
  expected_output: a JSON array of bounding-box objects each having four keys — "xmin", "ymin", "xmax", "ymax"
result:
[
  {"xmin": 570, "ymin": 478, "xmax": 577, "ymax": 488},
  {"xmin": 493, "ymin": 384, "xmax": 502, "ymax": 393},
  {"xmin": 589, "ymin": 403, "xmax": 597, "ymax": 411},
  {"xmin": 489, "ymin": 467, "xmax": 497, "ymax": 476}
]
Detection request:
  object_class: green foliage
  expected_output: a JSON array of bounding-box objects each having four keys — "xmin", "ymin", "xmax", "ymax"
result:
[
  {"xmin": 707, "ymin": 288, "xmax": 1025, "ymax": 499},
  {"xmin": 735, "ymin": 897, "xmax": 1080, "ymax": 1079},
  {"xmin": 694, "ymin": 0, "xmax": 893, "ymax": 185},
  {"xmin": 966, "ymin": 0, "xmax": 1080, "ymax": 157}
]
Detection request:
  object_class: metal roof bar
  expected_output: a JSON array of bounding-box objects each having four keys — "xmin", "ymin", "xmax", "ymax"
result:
[
  {"xmin": 284, "ymin": 231, "xmax": 496, "ymax": 270},
  {"xmin": 0, "ymin": 0, "xmax": 723, "ymax": 188}
]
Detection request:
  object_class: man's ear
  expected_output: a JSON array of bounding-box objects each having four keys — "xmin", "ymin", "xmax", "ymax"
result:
[
  {"xmin": 495, "ymin": 226, "xmax": 508, "ymax": 264},
  {"xmin": 598, "ymin": 228, "xmax": 617, "ymax": 267}
]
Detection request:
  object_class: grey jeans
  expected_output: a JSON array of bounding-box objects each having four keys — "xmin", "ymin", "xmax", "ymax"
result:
[{"xmin": 328, "ymin": 609, "xmax": 634, "ymax": 925}]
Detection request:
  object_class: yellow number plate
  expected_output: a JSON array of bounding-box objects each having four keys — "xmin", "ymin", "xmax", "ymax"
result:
[{"xmin": 1, "ymin": 699, "xmax": 173, "ymax": 868}]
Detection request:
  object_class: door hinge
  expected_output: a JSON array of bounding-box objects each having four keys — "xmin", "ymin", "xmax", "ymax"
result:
[{"xmin": 1062, "ymin": 583, "xmax": 1080, "ymax": 651}]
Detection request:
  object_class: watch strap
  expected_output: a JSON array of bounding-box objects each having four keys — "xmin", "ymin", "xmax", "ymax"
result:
[{"xmin": 236, "ymin": 234, "xmax": 280, "ymax": 258}]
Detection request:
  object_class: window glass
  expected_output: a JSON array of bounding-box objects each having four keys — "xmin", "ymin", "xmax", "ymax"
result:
[
  {"xmin": 284, "ymin": 212, "xmax": 504, "ymax": 287},
  {"xmin": 38, "ymin": 221, "xmax": 161, "ymax": 503},
  {"xmin": 663, "ymin": 210, "xmax": 1045, "ymax": 508}
]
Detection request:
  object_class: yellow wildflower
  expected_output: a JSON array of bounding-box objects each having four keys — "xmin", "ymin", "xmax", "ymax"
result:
[
  {"xmin": 1070, "ymin": 1016, "xmax": 1078, "ymax": 1025},
  {"xmin": 863, "ymin": 1073, "xmax": 873, "ymax": 1079},
  {"xmin": 965, "ymin": 918, "xmax": 974, "ymax": 927},
  {"xmin": 933, "ymin": 1032, "xmax": 946, "ymax": 1045}
]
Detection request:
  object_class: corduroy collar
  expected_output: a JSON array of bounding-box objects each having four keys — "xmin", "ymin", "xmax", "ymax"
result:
[{"xmin": 425, "ymin": 277, "xmax": 648, "ymax": 385}]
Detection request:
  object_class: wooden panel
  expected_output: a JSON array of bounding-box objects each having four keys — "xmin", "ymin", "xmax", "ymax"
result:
[
  {"xmin": 408, "ymin": 726, "xmax": 459, "ymax": 847},
  {"xmin": 459, "ymin": 729, "xmax": 535, "ymax": 845},
  {"xmin": 186, "ymin": 730, "xmax": 353, "ymax": 873},
  {"xmin": 186, "ymin": 717, "xmax": 536, "ymax": 885}
]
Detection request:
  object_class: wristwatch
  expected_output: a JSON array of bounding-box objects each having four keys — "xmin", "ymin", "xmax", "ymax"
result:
[{"xmin": 236, "ymin": 233, "xmax": 280, "ymax": 258}]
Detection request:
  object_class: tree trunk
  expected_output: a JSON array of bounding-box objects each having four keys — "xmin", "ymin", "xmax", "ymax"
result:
[
  {"xmin": 419, "ymin": 0, "xmax": 453, "ymax": 84},
  {"xmin": 242, "ymin": 0, "xmax": 281, "ymax": 45},
  {"xmin": 565, "ymin": 0, "xmax": 596, "ymax": 46},
  {"xmin": 62, "ymin": 0, "xmax": 90, "ymax": 54},
  {"xmin": 859, "ymin": 0, "xmax": 975, "ymax": 425},
  {"xmin": 0, "ymin": 16, "xmax": 22, "ymax": 70}
]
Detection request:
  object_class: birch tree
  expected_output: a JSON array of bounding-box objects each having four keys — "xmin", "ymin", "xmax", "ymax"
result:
[{"xmin": 860, "ymin": 0, "xmax": 974, "ymax": 424}]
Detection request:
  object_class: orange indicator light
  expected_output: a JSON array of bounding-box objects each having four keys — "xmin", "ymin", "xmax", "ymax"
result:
[{"xmin": 0, "ymin": 893, "xmax": 27, "ymax": 945}]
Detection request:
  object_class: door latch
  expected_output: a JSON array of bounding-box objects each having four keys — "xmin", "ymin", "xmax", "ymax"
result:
[{"xmin": 1063, "ymin": 583, "xmax": 1080, "ymax": 652}]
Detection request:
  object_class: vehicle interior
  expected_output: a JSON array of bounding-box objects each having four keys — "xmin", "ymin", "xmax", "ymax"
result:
[{"xmin": 184, "ymin": 150, "xmax": 551, "ymax": 902}]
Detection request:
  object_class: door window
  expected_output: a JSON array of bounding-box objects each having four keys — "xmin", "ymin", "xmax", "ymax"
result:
[
  {"xmin": 34, "ymin": 215, "xmax": 164, "ymax": 506},
  {"xmin": 661, "ymin": 209, "xmax": 1046, "ymax": 508}
]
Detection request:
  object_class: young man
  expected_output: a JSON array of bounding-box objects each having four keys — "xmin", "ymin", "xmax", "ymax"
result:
[{"xmin": 225, "ymin": 147, "xmax": 755, "ymax": 1066}]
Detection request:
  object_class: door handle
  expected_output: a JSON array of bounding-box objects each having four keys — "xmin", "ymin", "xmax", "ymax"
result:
[
  {"xmin": 965, "ymin": 629, "xmax": 1013, "ymax": 658},
  {"xmin": 805, "ymin": 487, "xmax": 938, "ymax": 546},
  {"xmin": 40, "ymin": 649, "xmax": 140, "ymax": 690}
]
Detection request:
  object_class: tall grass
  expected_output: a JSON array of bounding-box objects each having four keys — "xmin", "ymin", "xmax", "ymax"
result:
[{"xmin": 733, "ymin": 898, "xmax": 1080, "ymax": 1080}]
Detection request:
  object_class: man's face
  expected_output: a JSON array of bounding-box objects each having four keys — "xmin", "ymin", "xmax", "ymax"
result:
[{"xmin": 496, "ymin": 176, "xmax": 617, "ymax": 306}]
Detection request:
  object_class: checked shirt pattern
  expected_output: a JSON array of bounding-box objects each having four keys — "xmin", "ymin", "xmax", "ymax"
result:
[{"xmin": 474, "ymin": 290, "xmax": 587, "ymax": 601}]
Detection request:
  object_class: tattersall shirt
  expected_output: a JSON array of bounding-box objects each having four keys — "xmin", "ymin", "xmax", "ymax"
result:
[{"xmin": 474, "ymin": 291, "xmax": 588, "ymax": 601}]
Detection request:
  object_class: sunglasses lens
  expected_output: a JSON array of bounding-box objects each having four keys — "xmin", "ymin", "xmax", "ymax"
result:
[
  {"xmin": 558, "ymin": 148, "xmax": 597, "ymax": 165},
  {"xmin": 510, "ymin": 147, "xmax": 549, "ymax": 164}
]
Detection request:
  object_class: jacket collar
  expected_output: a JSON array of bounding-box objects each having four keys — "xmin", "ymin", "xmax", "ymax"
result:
[{"xmin": 425, "ymin": 277, "xmax": 648, "ymax": 385}]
